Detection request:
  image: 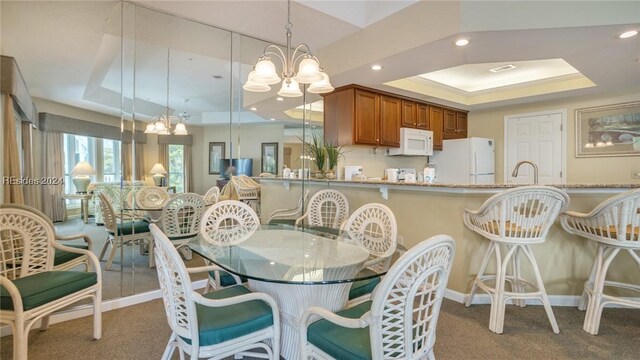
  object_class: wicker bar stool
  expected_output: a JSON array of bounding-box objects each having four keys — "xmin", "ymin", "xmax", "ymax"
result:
[
  {"xmin": 464, "ymin": 186, "xmax": 569, "ymax": 334},
  {"xmin": 560, "ymin": 188, "xmax": 640, "ymax": 335}
]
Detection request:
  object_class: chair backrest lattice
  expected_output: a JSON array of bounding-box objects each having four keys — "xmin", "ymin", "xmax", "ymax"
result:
[
  {"xmin": 0, "ymin": 207, "xmax": 56, "ymax": 280},
  {"xmin": 150, "ymin": 224, "xmax": 199, "ymax": 345},
  {"xmin": 162, "ymin": 193, "xmax": 206, "ymax": 239},
  {"xmin": 561, "ymin": 188, "xmax": 640, "ymax": 244},
  {"xmin": 464, "ymin": 186, "xmax": 569, "ymax": 243},
  {"xmin": 136, "ymin": 186, "xmax": 170, "ymax": 209},
  {"xmin": 342, "ymin": 203, "xmax": 398, "ymax": 259},
  {"xmin": 199, "ymin": 200, "xmax": 260, "ymax": 245},
  {"xmin": 203, "ymin": 186, "xmax": 220, "ymax": 205},
  {"xmin": 306, "ymin": 189, "xmax": 349, "ymax": 228},
  {"xmin": 231, "ymin": 176, "xmax": 259, "ymax": 200},
  {"xmin": 98, "ymin": 193, "xmax": 118, "ymax": 234},
  {"xmin": 370, "ymin": 235, "xmax": 455, "ymax": 359}
]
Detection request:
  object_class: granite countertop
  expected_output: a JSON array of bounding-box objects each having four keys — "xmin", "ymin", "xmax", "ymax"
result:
[{"xmin": 258, "ymin": 177, "xmax": 640, "ymax": 189}]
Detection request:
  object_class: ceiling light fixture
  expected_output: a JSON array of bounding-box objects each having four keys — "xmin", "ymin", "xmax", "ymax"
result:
[
  {"xmin": 276, "ymin": 97, "xmax": 284, "ymax": 101},
  {"xmin": 243, "ymin": 0, "xmax": 333, "ymax": 97},
  {"xmin": 371, "ymin": 64, "xmax": 383, "ymax": 71},
  {"xmin": 270, "ymin": 118, "xmax": 275, "ymax": 121},
  {"xmin": 455, "ymin": 39, "xmax": 469, "ymax": 47},
  {"xmin": 619, "ymin": 30, "xmax": 638, "ymax": 39},
  {"xmin": 250, "ymin": 107, "xmax": 258, "ymax": 111},
  {"xmin": 145, "ymin": 48, "xmax": 187, "ymax": 135},
  {"xmin": 489, "ymin": 64, "xmax": 517, "ymax": 73}
]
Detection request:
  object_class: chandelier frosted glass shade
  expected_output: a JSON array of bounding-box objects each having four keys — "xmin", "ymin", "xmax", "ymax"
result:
[
  {"xmin": 243, "ymin": 71, "xmax": 271, "ymax": 92},
  {"xmin": 174, "ymin": 122, "xmax": 188, "ymax": 135},
  {"xmin": 253, "ymin": 58, "xmax": 281, "ymax": 85},
  {"xmin": 295, "ymin": 57, "xmax": 323, "ymax": 84},
  {"xmin": 277, "ymin": 79, "xmax": 303, "ymax": 97},
  {"xmin": 144, "ymin": 123, "xmax": 156, "ymax": 133},
  {"xmin": 307, "ymin": 71, "xmax": 334, "ymax": 94}
]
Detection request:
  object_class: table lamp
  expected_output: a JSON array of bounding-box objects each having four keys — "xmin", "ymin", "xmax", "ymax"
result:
[
  {"xmin": 70, "ymin": 161, "xmax": 96, "ymax": 194},
  {"xmin": 150, "ymin": 163, "xmax": 167, "ymax": 186}
]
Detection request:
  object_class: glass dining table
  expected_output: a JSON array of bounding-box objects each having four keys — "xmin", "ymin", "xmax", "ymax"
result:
[{"xmin": 188, "ymin": 225, "xmax": 400, "ymax": 360}]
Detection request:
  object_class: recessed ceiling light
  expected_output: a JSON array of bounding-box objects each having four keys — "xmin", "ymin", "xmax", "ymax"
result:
[
  {"xmin": 371, "ymin": 64, "xmax": 383, "ymax": 71},
  {"xmin": 276, "ymin": 97, "xmax": 284, "ymax": 101},
  {"xmin": 250, "ymin": 107, "xmax": 257, "ymax": 111},
  {"xmin": 455, "ymin": 39, "xmax": 469, "ymax": 47},
  {"xmin": 489, "ymin": 64, "xmax": 517, "ymax": 73},
  {"xmin": 270, "ymin": 118, "xmax": 275, "ymax": 121},
  {"xmin": 619, "ymin": 30, "xmax": 638, "ymax": 39}
]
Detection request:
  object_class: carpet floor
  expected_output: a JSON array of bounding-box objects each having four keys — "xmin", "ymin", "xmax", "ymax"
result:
[{"xmin": 1, "ymin": 299, "xmax": 638, "ymax": 359}]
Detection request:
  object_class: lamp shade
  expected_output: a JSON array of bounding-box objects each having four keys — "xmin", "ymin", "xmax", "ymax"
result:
[
  {"xmin": 253, "ymin": 58, "xmax": 281, "ymax": 85},
  {"xmin": 174, "ymin": 122, "xmax": 188, "ymax": 135},
  {"xmin": 307, "ymin": 71, "xmax": 334, "ymax": 94},
  {"xmin": 277, "ymin": 79, "xmax": 303, "ymax": 97},
  {"xmin": 295, "ymin": 57, "xmax": 323, "ymax": 84},
  {"xmin": 149, "ymin": 163, "xmax": 167, "ymax": 175},
  {"xmin": 70, "ymin": 161, "xmax": 96, "ymax": 176},
  {"xmin": 243, "ymin": 71, "xmax": 271, "ymax": 92},
  {"xmin": 144, "ymin": 122, "xmax": 156, "ymax": 133}
]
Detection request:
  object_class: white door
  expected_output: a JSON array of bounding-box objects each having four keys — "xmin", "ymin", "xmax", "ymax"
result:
[{"xmin": 504, "ymin": 110, "xmax": 566, "ymax": 184}]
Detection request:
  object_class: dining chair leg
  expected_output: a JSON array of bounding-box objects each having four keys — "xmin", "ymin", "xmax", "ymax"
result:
[
  {"xmin": 511, "ymin": 246, "xmax": 526, "ymax": 308},
  {"xmin": 14, "ymin": 319, "xmax": 27, "ymax": 360},
  {"xmin": 40, "ymin": 316, "xmax": 50, "ymax": 331},
  {"xmin": 105, "ymin": 241, "xmax": 119, "ymax": 271},
  {"xmin": 161, "ymin": 333, "xmax": 178, "ymax": 360},
  {"xmin": 427, "ymin": 349, "xmax": 436, "ymax": 360},
  {"xmin": 98, "ymin": 236, "xmax": 111, "ymax": 261},
  {"xmin": 579, "ymin": 253, "xmax": 599, "ymax": 311},
  {"xmin": 492, "ymin": 245, "xmax": 518, "ymax": 334},
  {"xmin": 488, "ymin": 244, "xmax": 505, "ymax": 333},
  {"xmin": 584, "ymin": 245, "xmax": 619, "ymax": 335},
  {"xmin": 466, "ymin": 242, "xmax": 494, "ymax": 307},
  {"xmin": 93, "ymin": 289, "xmax": 102, "ymax": 339},
  {"xmin": 522, "ymin": 245, "xmax": 559, "ymax": 334}
]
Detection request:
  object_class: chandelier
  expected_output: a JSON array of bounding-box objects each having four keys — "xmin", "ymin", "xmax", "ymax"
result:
[
  {"xmin": 243, "ymin": 0, "xmax": 334, "ymax": 97},
  {"xmin": 145, "ymin": 48, "xmax": 188, "ymax": 135}
]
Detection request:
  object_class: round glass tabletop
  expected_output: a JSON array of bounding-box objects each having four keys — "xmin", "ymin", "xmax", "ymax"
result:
[{"xmin": 188, "ymin": 225, "xmax": 397, "ymax": 285}]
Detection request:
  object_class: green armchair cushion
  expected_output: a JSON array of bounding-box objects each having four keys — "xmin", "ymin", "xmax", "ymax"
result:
[
  {"xmin": 54, "ymin": 244, "xmax": 89, "ymax": 266},
  {"xmin": 0, "ymin": 271, "xmax": 97, "ymax": 311},
  {"xmin": 107, "ymin": 221, "xmax": 150, "ymax": 236},
  {"xmin": 180, "ymin": 285, "xmax": 273, "ymax": 346},
  {"xmin": 349, "ymin": 268, "xmax": 380, "ymax": 300},
  {"xmin": 207, "ymin": 270, "xmax": 247, "ymax": 287},
  {"xmin": 268, "ymin": 219, "xmax": 297, "ymax": 227},
  {"xmin": 307, "ymin": 301, "xmax": 373, "ymax": 360}
]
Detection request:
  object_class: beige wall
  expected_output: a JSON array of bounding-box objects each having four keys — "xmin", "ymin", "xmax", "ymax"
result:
[
  {"xmin": 260, "ymin": 180, "xmax": 637, "ymax": 296},
  {"xmin": 469, "ymin": 90, "xmax": 640, "ymax": 184},
  {"xmin": 192, "ymin": 123, "xmax": 285, "ymax": 194}
]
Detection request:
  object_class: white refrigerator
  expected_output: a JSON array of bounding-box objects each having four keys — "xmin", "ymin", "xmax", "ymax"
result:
[{"xmin": 432, "ymin": 137, "xmax": 495, "ymax": 184}]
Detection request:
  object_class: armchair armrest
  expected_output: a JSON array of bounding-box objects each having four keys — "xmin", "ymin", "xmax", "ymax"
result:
[
  {"xmin": 295, "ymin": 212, "xmax": 309, "ymax": 228},
  {"xmin": 55, "ymin": 233, "xmax": 93, "ymax": 251},
  {"xmin": 299, "ymin": 306, "xmax": 370, "ymax": 358},
  {"xmin": 51, "ymin": 242, "xmax": 102, "ymax": 280},
  {"xmin": 186, "ymin": 265, "xmax": 227, "ymax": 274},
  {"xmin": 0, "ymin": 276, "xmax": 24, "ymax": 313}
]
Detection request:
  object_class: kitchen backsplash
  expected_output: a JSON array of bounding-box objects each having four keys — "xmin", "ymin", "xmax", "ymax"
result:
[{"xmin": 337, "ymin": 146, "xmax": 429, "ymax": 180}]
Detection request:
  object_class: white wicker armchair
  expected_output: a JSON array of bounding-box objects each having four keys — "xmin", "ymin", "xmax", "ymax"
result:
[
  {"xmin": 231, "ymin": 176, "xmax": 261, "ymax": 217},
  {"xmin": 203, "ymin": 186, "xmax": 221, "ymax": 205},
  {"xmin": 463, "ymin": 186, "xmax": 569, "ymax": 334},
  {"xmin": 300, "ymin": 235, "xmax": 455, "ymax": 360},
  {"xmin": 295, "ymin": 189, "xmax": 349, "ymax": 231},
  {"xmin": 149, "ymin": 223, "xmax": 280, "ymax": 359},
  {"xmin": 266, "ymin": 189, "xmax": 309, "ymax": 226},
  {"xmin": 0, "ymin": 206, "xmax": 102, "ymax": 360},
  {"xmin": 560, "ymin": 188, "xmax": 640, "ymax": 335},
  {"xmin": 160, "ymin": 193, "xmax": 206, "ymax": 260}
]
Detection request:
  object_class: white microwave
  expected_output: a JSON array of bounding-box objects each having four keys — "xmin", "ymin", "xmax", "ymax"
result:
[{"xmin": 388, "ymin": 128, "xmax": 433, "ymax": 156}]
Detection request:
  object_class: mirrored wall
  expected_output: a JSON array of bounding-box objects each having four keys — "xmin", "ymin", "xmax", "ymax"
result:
[{"xmin": 1, "ymin": 0, "xmax": 320, "ymax": 300}]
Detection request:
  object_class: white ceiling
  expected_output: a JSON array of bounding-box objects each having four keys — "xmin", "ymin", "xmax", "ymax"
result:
[{"xmin": 1, "ymin": 0, "xmax": 639, "ymax": 126}]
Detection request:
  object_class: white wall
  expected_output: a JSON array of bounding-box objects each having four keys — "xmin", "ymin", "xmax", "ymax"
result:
[{"xmin": 339, "ymin": 146, "xmax": 429, "ymax": 180}]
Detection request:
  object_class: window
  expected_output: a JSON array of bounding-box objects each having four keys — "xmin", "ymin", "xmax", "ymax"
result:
[
  {"xmin": 168, "ymin": 144, "xmax": 185, "ymax": 193},
  {"xmin": 102, "ymin": 139, "xmax": 121, "ymax": 183},
  {"xmin": 64, "ymin": 134, "xmax": 96, "ymax": 195}
]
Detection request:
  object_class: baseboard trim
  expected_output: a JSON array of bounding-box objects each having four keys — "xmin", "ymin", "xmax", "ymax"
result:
[
  {"xmin": 0, "ymin": 279, "xmax": 207, "ymax": 337},
  {"xmin": 444, "ymin": 288, "xmax": 639, "ymax": 308}
]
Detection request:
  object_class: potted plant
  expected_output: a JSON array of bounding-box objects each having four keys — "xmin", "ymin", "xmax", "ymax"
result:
[
  {"xmin": 302, "ymin": 134, "xmax": 326, "ymax": 178},
  {"xmin": 324, "ymin": 140, "xmax": 344, "ymax": 180}
]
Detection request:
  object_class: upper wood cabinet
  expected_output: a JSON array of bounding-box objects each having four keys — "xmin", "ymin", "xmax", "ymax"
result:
[
  {"xmin": 380, "ymin": 96, "xmax": 401, "ymax": 147},
  {"xmin": 323, "ymin": 84, "xmax": 467, "ymax": 148},
  {"xmin": 416, "ymin": 103, "xmax": 429, "ymax": 130}
]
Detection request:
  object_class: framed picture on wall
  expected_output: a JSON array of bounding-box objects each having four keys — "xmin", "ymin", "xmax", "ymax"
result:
[
  {"xmin": 209, "ymin": 142, "xmax": 225, "ymax": 174},
  {"xmin": 261, "ymin": 142, "xmax": 278, "ymax": 175},
  {"xmin": 575, "ymin": 101, "xmax": 640, "ymax": 157}
]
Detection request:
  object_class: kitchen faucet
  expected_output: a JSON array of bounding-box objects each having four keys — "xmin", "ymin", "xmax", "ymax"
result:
[{"xmin": 512, "ymin": 160, "xmax": 539, "ymax": 184}]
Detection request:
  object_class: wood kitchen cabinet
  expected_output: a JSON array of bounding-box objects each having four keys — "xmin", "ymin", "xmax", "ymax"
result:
[{"xmin": 323, "ymin": 84, "xmax": 467, "ymax": 148}]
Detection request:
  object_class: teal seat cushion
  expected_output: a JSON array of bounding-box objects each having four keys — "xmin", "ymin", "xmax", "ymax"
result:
[
  {"xmin": 0, "ymin": 271, "xmax": 98, "ymax": 311},
  {"xmin": 54, "ymin": 244, "xmax": 89, "ymax": 266},
  {"xmin": 207, "ymin": 270, "xmax": 247, "ymax": 287},
  {"xmin": 268, "ymin": 219, "xmax": 297, "ymax": 227},
  {"xmin": 108, "ymin": 221, "xmax": 150, "ymax": 236},
  {"xmin": 349, "ymin": 269, "xmax": 380, "ymax": 300},
  {"xmin": 180, "ymin": 285, "xmax": 273, "ymax": 346},
  {"xmin": 307, "ymin": 301, "xmax": 372, "ymax": 360},
  {"xmin": 307, "ymin": 226, "xmax": 341, "ymax": 236}
]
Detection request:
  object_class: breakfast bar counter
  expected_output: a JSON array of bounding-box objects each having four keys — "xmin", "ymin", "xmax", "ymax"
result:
[{"xmin": 259, "ymin": 178, "xmax": 638, "ymax": 300}]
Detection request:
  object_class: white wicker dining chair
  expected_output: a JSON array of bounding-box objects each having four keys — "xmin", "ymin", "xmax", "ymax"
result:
[
  {"xmin": 463, "ymin": 186, "xmax": 569, "ymax": 334},
  {"xmin": 160, "ymin": 193, "xmax": 206, "ymax": 260},
  {"xmin": 231, "ymin": 176, "xmax": 261, "ymax": 217},
  {"xmin": 266, "ymin": 189, "xmax": 310, "ymax": 226},
  {"xmin": 295, "ymin": 189, "xmax": 349, "ymax": 231},
  {"xmin": 200, "ymin": 200, "xmax": 260, "ymax": 292},
  {"xmin": 136, "ymin": 186, "xmax": 170, "ymax": 209},
  {"xmin": 203, "ymin": 186, "xmax": 221, "ymax": 205},
  {"xmin": 0, "ymin": 206, "xmax": 102, "ymax": 360},
  {"xmin": 341, "ymin": 203, "xmax": 398, "ymax": 306},
  {"xmin": 149, "ymin": 224, "xmax": 280, "ymax": 360},
  {"xmin": 97, "ymin": 193, "xmax": 152, "ymax": 270},
  {"xmin": 300, "ymin": 235, "xmax": 455, "ymax": 360},
  {"xmin": 560, "ymin": 188, "xmax": 640, "ymax": 335}
]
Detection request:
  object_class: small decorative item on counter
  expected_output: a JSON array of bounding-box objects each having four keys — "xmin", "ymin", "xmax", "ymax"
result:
[
  {"xmin": 325, "ymin": 140, "xmax": 345, "ymax": 180},
  {"xmin": 404, "ymin": 173, "xmax": 417, "ymax": 183},
  {"xmin": 283, "ymin": 165, "xmax": 291, "ymax": 179},
  {"xmin": 424, "ymin": 165, "xmax": 436, "ymax": 183},
  {"xmin": 302, "ymin": 133, "xmax": 326, "ymax": 178}
]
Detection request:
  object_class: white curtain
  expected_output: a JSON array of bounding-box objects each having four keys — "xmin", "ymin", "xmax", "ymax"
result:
[
  {"xmin": 41, "ymin": 130, "xmax": 66, "ymax": 221},
  {"xmin": 2, "ymin": 95, "xmax": 24, "ymax": 204},
  {"xmin": 21, "ymin": 122, "xmax": 40, "ymax": 208}
]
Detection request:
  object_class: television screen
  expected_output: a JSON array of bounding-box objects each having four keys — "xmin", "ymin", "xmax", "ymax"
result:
[{"xmin": 220, "ymin": 158, "xmax": 253, "ymax": 179}]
